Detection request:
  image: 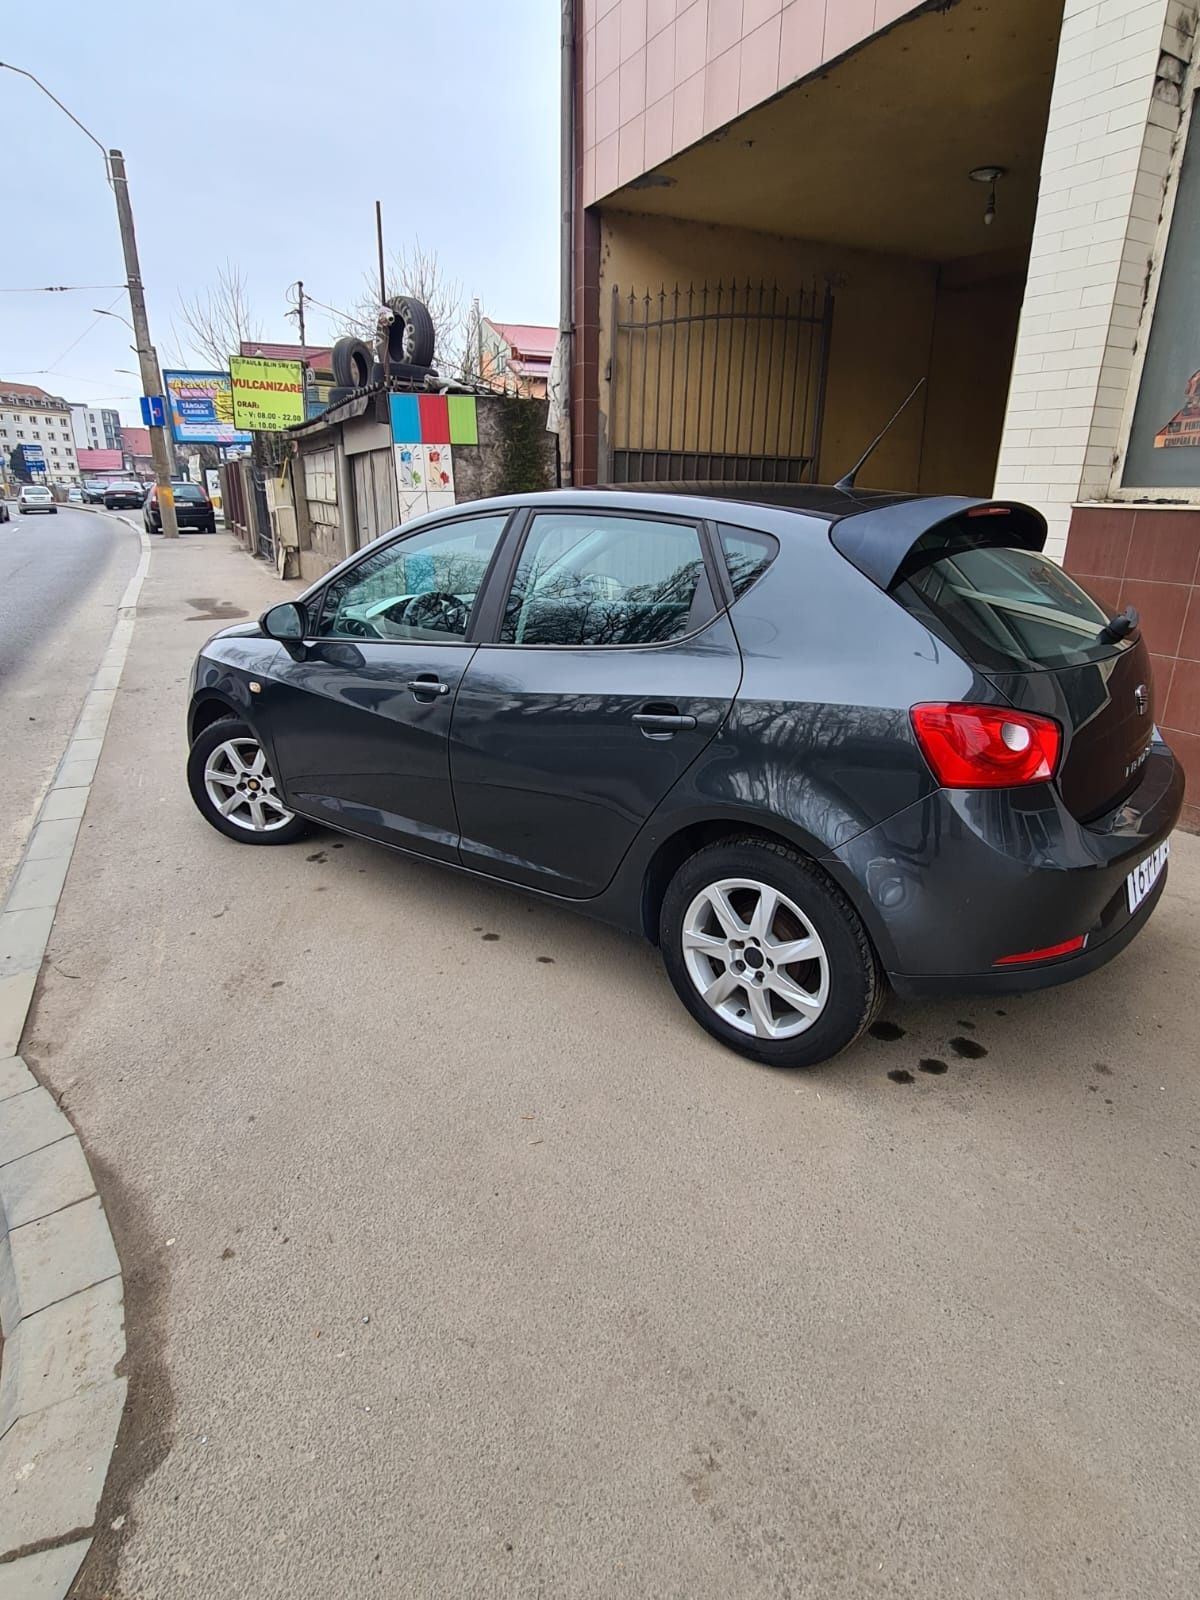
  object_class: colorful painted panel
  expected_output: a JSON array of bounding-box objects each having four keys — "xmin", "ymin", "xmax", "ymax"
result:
[
  {"xmin": 389, "ymin": 391, "xmax": 477, "ymax": 445},
  {"xmin": 423, "ymin": 444, "xmax": 454, "ymax": 492},
  {"xmin": 418, "ymin": 394, "xmax": 450, "ymax": 444},
  {"xmin": 390, "ymin": 393, "xmax": 420, "ymax": 443},
  {"xmin": 447, "ymin": 395, "xmax": 479, "ymax": 445}
]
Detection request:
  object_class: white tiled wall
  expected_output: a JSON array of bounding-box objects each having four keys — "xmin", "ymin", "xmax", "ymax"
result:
[{"xmin": 993, "ymin": 0, "xmax": 1193, "ymax": 560}]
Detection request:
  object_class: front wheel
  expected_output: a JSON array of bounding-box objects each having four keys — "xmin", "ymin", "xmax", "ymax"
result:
[
  {"xmin": 660, "ymin": 837, "xmax": 882, "ymax": 1069},
  {"xmin": 186, "ymin": 717, "xmax": 313, "ymax": 845}
]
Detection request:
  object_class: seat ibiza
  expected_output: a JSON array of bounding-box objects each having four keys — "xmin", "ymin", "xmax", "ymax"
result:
[{"xmin": 186, "ymin": 488, "xmax": 1182, "ymax": 1069}]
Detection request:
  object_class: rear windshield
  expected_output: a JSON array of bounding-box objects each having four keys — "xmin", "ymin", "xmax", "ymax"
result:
[
  {"xmin": 172, "ymin": 485, "xmax": 206, "ymax": 502},
  {"xmin": 892, "ymin": 531, "xmax": 1117, "ymax": 671}
]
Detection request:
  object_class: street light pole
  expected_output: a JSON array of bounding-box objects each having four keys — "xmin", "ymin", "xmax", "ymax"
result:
[
  {"xmin": 0, "ymin": 63, "xmax": 178, "ymax": 537},
  {"xmin": 108, "ymin": 149, "xmax": 177, "ymax": 537}
]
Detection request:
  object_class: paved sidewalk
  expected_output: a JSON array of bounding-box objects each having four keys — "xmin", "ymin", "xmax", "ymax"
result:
[{"xmin": 17, "ymin": 531, "xmax": 1200, "ymax": 1598}]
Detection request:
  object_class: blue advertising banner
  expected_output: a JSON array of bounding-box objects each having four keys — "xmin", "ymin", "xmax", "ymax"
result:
[{"xmin": 163, "ymin": 370, "xmax": 252, "ymax": 446}]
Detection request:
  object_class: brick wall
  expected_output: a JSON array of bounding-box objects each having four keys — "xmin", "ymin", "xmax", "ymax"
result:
[
  {"xmin": 1066, "ymin": 503, "xmax": 1199, "ymax": 829},
  {"xmin": 993, "ymin": 0, "xmax": 1189, "ymax": 561}
]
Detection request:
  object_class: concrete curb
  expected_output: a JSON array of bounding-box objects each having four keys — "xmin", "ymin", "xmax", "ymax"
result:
[{"xmin": 0, "ymin": 516, "xmax": 150, "ymax": 1596}]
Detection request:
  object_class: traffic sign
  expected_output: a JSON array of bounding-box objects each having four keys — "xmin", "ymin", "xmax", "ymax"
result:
[{"xmin": 140, "ymin": 394, "xmax": 166, "ymax": 428}]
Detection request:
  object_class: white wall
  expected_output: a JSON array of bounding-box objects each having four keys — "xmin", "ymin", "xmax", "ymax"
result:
[{"xmin": 993, "ymin": 0, "xmax": 1195, "ymax": 559}]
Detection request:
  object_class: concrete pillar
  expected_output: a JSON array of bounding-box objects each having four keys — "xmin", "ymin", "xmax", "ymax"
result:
[{"xmin": 993, "ymin": 0, "xmax": 1195, "ymax": 560}]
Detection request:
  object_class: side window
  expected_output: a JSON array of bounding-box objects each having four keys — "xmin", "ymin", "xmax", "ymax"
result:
[
  {"xmin": 719, "ymin": 526, "xmax": 779, "ymax": 599},
  {"xmin": 317, "ymin": 514, "xmax": 508, "ymax": 643},
  {"xmin": 501, "ymin": 513, "xmax": 711, "ymax": 646}
]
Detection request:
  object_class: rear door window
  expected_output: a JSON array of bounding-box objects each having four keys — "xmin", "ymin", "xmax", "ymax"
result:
[{"xmin": 892, "ymin": 533, "xmax": 1116, "ymax": 671}]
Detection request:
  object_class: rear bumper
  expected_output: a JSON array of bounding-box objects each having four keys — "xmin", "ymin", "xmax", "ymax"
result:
[
  {"xmin": 824, "ymin": 742, "xmax": 1183, "ymax": 993},
  {"xmin": 888, "ymin": 868, "xmax": 1168, "ymax": 996}
]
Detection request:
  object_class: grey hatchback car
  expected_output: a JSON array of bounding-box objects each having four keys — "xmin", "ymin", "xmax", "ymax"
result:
[{"xmin": 186, "ymin": 487, "xmax": 1182, "ymax": 1069}]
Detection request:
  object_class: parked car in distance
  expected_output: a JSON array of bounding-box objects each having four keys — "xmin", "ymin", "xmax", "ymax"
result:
[
  {"xmin": 184, "ymin": 486, "xmax": 1183, "ymax": 1070},
  {"xmin": 82, "ymin": 480, "xmax": 108, "ymax": 504},
  {"xmin": 18, "ymin": 485, "xmax": 56, "ymax": 514},
  {"xmin": 104, "ymin": 481, "xmax": 145, "ymax": 510},
  {"xmin": 145, "ymin": 482, "xmax": 216, "ymax": 534},
  {"xmin": 68, "ymin": 485, "xmax": 85, "ymax": 504}
]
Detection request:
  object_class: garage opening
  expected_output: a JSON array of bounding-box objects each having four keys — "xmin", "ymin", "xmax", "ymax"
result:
[{"xmin": 596, "ymin": 0, "xmax": 1064, "ymax": 496}]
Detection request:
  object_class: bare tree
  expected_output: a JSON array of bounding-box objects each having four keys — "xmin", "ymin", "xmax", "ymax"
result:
[
  {"xmin": 337, "ymin": 239, "xmax": 470, "ymax": 376},
  {"xmin": 175, "ymin": 261, "xmax": 263, "ymax": 369}
]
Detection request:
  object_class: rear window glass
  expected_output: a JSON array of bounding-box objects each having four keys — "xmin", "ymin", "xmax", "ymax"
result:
[
  {"xmin": 719, "ymin": 527, "xmax": 778, "ymax": 599},
  {"xmin": 172, "ymin": 485, "xmax": 206, "ymax": 501},
  {"xmin": 893, "ymin": 532, "xmax": 1116, "ymax": 670}
]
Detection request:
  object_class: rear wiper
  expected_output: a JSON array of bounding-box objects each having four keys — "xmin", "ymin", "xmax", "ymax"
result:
[{"xmin": 1098, "ymin": 604, "xmax": 1139, "ymax": 644}]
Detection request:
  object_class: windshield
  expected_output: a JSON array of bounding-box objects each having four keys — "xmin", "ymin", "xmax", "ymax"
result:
[
  {"xmin": 893, "ymin": 536, "xmax": 1117, "ymax": 671},
  {"xmin": 23, "ymin": 487, "xmax": 50, "ymax": 496},
  {"xmin": 172, "ymin": 485, "xmax": 206, "ymax": 502}
]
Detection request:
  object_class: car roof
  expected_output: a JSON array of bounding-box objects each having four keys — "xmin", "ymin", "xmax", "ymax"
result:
[{"xmin": 595, "ymin": 481, "xmax": 924, "ymax": 522}]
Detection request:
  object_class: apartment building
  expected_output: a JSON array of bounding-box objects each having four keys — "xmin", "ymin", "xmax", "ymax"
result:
[{"xmin": 0, "ymin": 382, "xmax": 81, "ymax": 485}]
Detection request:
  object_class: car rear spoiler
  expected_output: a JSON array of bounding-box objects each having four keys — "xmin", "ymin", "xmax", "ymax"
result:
[{"xmin": 829, "ymin": 496, "xmax": 1048, "ymax": 590}]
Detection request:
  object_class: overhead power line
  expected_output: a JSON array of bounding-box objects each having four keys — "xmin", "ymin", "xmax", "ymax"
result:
[{"xmin": 0, "ymin": 284, "xmax": 126, "ymax": 293}]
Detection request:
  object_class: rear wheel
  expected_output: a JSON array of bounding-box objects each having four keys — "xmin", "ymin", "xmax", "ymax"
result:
[
  {"xmin": 660, "ymin": 838, "xmax": 882, "ymax": 1069},
  {"xmin": 186, "ymin": 717, "xmax": 312, "ymax": 845}
]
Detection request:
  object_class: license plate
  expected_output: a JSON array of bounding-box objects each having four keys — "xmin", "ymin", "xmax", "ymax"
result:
[{"xmin": 1127, "ymin": 840, "xmax": 1169, "ymax": 914}]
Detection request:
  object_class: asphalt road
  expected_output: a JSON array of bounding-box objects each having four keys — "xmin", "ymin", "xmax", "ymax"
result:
[
  {"xmin": 22, "ymin": 535, "xmax": 1200, "ymax": 1599},
  {"xmin": 0, "ymin": 500, "xmax": 138, "ymax": 900}
]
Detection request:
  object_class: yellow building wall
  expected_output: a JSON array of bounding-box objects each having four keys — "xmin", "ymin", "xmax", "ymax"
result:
[
  {"xmin": 598, "ymin": 211, "xmax": 941, "ymax": 490},
  {"xmin": 918, "ymin": 270, "xmax": 1025, "ymax": 497}
]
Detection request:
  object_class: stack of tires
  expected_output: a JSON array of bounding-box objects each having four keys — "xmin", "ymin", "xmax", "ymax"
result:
[{"xmin": 327, "ymin": 296, "xmax": 437, "ymax": 403}]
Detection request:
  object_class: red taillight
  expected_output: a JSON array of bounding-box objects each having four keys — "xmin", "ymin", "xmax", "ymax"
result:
[
  {"xmin": 994, "ymin": 935, "xmax": 1086, "ymax": 967},
  {"xmin": 910, "ymin": 703, "xmax": 1061, "ymax": 787}
]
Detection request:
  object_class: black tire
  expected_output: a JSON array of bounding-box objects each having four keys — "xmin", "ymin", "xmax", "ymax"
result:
[
  {"xmin": 660, "ymin": 836, "xmax": 882, "ymax": 1070},
  {"xmin": 331, "ymin": 335, "xmax": 373, "ymax": 389},
  {"xmin": 186, "ymin": 716, "xmax": 313, "ymax": 846},
  {"xmin": 388, "ymin": 296, "xmax": 436, "ymax": 367}
]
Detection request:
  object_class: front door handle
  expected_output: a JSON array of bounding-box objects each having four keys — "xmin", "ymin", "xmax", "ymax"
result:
[{"xmin": 407, "ymin": 677, "xmax": 450, "ymax": 698}]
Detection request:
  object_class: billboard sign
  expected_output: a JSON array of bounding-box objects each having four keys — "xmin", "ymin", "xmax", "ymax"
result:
[
  {"xmin": 228, "ymin": 356, "xmax": 304, "ymax": 433},
  {"xmin": 163, "ymin": 370, "xmax": 252, "ymax": 446}
]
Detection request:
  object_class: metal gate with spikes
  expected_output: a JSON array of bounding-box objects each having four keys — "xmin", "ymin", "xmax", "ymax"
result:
[{"xmin": 607, "ymin": 279, "xmax": 833, "ymax": 485}]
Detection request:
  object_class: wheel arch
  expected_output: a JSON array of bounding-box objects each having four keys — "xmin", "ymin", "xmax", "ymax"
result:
[
  {"xmin": 188, "ymin": 692, "xmax": 240, "ymax": 745},
  {"xmin": 638, "ymin": 812, "xmax": 826, "ymax": 945},
  {"xmin": 636, "ymin": 810, "xmax": 895, "ymax": 972}
]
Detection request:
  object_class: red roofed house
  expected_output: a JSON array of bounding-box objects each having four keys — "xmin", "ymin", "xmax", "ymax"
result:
[
  {"xmin": 77, "ymin": 448, "xmax": 124, "ymax": 476},
  {"xmin": 239, "ymin": 340, "xmax": 334, "ymax": 372},
  {"xmin": 479, "ymin": 320, "xmax": 556, "ymax": 399},
  {"xmin": 120, "ymin": 426, "xmax": 154, "ymax": 478}
]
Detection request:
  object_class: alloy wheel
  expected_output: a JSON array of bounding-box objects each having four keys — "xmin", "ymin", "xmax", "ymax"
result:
[
  {"xmin": 681, "ymin": 877, "xmax": 830, "ymax": 1040},
  {"xmin": 203, "ymin": 737, "xmax": 294, "ymax": 834}
]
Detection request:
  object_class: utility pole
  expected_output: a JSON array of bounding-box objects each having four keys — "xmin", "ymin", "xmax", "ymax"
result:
[
  {"xmin": 109, "ymin": 149, "xmax": 178, "ymax": 537},
  {"xmin": 295, "ymin": 281, "xmax": 307, "ymax": 349}
]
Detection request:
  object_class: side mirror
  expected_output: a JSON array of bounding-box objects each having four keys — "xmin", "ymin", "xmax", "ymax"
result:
[{"xmin": 261, "ymin": 601, "xmax": 307, "ymax": 641}]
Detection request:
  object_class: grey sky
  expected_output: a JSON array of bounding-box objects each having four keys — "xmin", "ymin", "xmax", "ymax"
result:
[{"xmin": 1, "ymin": 0, "xmax": 560, "ymax": 427}]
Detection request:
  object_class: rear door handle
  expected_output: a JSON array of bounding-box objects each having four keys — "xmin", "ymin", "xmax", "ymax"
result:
[
  {"xmin": 407, "ymin": 677, "xmax": 450, "ymax": 698},
  {"xmin": 633, "ymin": 711, "xmax": 697, "ymax": 732}
]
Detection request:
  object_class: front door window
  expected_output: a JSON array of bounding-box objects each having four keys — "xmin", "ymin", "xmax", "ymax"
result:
[{"xmin": 318, "ymin": 515, "xmax": 509, "ymax": 643}]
